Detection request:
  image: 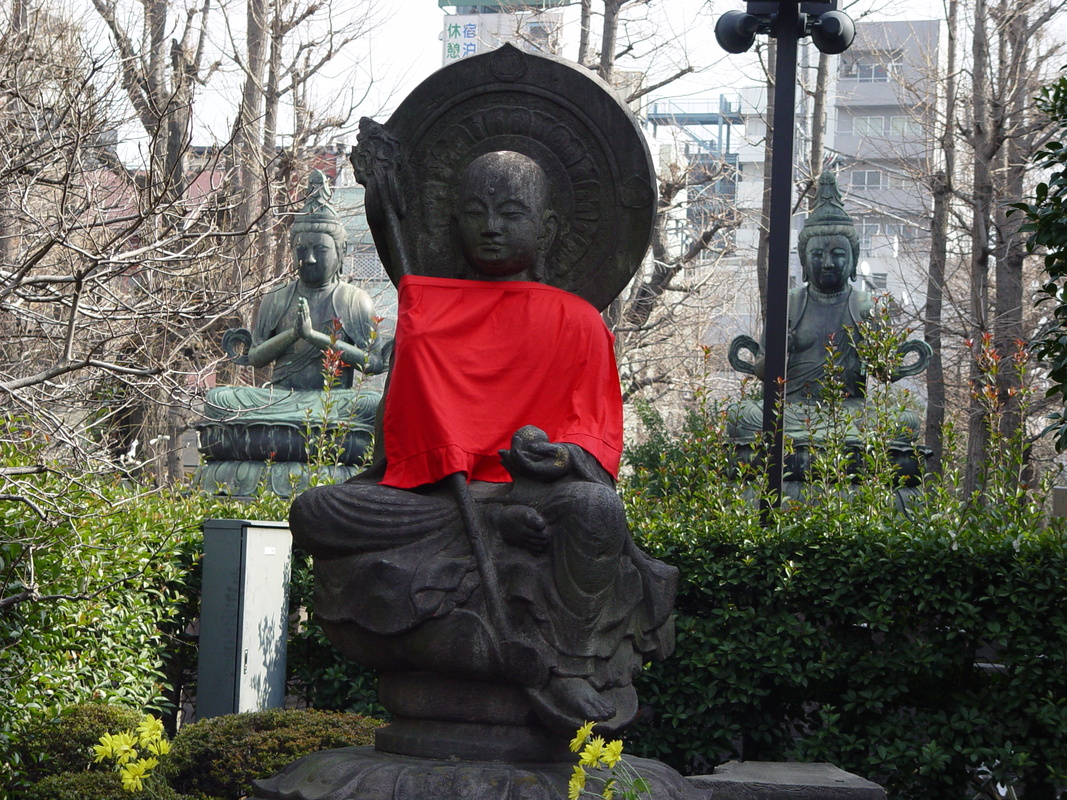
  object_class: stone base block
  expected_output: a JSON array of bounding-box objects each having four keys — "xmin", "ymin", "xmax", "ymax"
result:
[
  {"xmin": 689, "ymin": 761, "xmax": 885, "ymax": 800},
  {"xmin": 252, "ymin": 746, "xmax": 709, "ymax": 800}
]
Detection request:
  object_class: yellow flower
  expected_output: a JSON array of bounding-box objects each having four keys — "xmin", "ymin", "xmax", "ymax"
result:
[
  {"xmin": 570, "ymin": 721, "xmax": 596, "ymax": 753},
  {"xmin": 93, "ymin": 732, "xmax": 116, "ymax": 763},
  {"xmin": 579, "ymin": 735, "xmax": 605, "ymax": 768},
  {"xmin": 146, "ymin": 737, "xmax": 171, "ymax": 756},
  {"xmin": 603, "ymin": 777, "xmax": 616, "ymax": 800},
  {"xmin": 601, "ymin": 739, "xmax": 624, "ymax": 769},
  {"xmin": 111, "ymin": 731, "xmax": 139, "ymax": 765},
  {"xmin": 136, "ymin": 714, "xmax": 165, "ymax": 746},
  {"xmin": 568, "ymin": 764, "xmax": 587, "ymax": 800},
  {"xmin": 119, "ymin": 761, "xmax": 147, "ymax": 793}
]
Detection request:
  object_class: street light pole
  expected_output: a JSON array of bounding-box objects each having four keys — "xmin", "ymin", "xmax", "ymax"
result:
[
  {"xmin": 760, "ymin": 0, "xmax": 800, "ymax": 514},
  {"xmin": 714, "ymin": 0, "xmax": 855, "ymax": 518}
]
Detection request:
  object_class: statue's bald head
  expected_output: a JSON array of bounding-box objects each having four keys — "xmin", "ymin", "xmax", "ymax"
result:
[
  {"xmin": 456, "ymin": 151, "xmax": 557, "ymax": 280},
  {"xmin": 460, "ymin": 151, "xmax": 551, "ymax": 215}
]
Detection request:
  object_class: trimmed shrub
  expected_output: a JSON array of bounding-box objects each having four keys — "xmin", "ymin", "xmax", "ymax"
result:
[
  {"xmin": 13, "ymin": 703, "xmax": 142, "ymax": 783},
  {"xmin": 25, "ymin": 771, "xmax": 184, "ymax": 800},
  {"xmin": 0, "ymin": 449, "xmax": 291, "ymax": 796},
  {"xmin": 163, "ymin": 709, "xmax": 383, "ymax": 799},
  {"xmin": 622, "ymin": 402, "xmax": 1067, "ymax": 800}
]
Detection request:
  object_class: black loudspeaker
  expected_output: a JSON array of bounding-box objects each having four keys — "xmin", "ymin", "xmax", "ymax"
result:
[
  {"xmin": 810, "ymin": 10, "xmax": 856, "ymax": 54},
  {"xmin": 714, "ymin": 10, "xmax": 761, "ymax": 54}
]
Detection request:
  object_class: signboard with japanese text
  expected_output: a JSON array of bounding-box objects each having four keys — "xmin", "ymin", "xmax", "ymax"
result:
[
  {"xmin": 442, "ymin": 12, "xmax": 562, "ymax": 65},
  {"xmin": 443, "ymin": 16, "xmax": 482, "ymax": 62}
]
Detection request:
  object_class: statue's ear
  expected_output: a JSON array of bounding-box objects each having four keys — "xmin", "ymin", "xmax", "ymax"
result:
[{"xmin": 541, "ymin": 210, "xmax": 559, "ymax": 254}]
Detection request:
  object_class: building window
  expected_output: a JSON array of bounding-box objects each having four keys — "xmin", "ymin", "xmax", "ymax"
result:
[
  {"xmin": 866, "ymin": 272, "xmax": 889, "ymax": 290},
  {"xmin": 885, "ymin": 223, "xmax": 922, "ymax": 242},
  {"xmin": 889, "ymin": 115, "xmax": 921, "ymax": 137},
  {"xmin": 347, "ymin": 251, "xmax": 388, "ymax": 281},
  {"xmin": 840, "ymin": 55, "xmax": 897, "ymax": 82},
  {"xmin": 852, "ymin": 116, "xmax": 886, "ymax": 137},
  {"xmin": 887, "ymin": 172, "xmax": 913, "ymax": 190},
  {"xmin": 851, "ymin": 170, "xmax": 883, "ymax": 191},
  {"xmin": 858, "ymin": 219, "xmax": 881, "ymax": 250}
]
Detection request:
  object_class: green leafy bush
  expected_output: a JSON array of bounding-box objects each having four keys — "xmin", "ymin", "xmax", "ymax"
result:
[
  {"xmin": 0, "ymin": 436, "xmax": 291, "ymax": 797},
  {"xmin": 1012, "ymin": 73, "xmax": 1067, "ymax": 449},
  {"xmin": 623, "ymin": 400, "xmax": 1067, "ymax": 800},
  {"xmin": 12, "ymin": 703, "xmax": 143, "ymax": 784},
  {"xmin": 24, "ymin": 770, "xmax": 184, "ymax": 800},
  {"xmin": 163, "ymin": 709, "xmax": 382, "ymax": 799},
  {"xmin": 285, "ymin": 547, "xmax": 385, "ymax": 718}
]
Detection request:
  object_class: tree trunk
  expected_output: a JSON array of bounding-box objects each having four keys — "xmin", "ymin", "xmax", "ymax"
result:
[
  {"xmin": 598, "ymin": 0, "xmax": 622, "ymax": 84},
  {"xmin": 992, "ymin": 4, "xmax": 1029, "ymax": 445},
  {"xmin": 578, "ymin": 0, "xmax": 592, "ymax": 67},
  {"xmin": 0, "ymin": 0, "xmax": 29, "ymax": 268},
  {"xmin": 236, "ymin": 0, "xmax": 268, "ymax": 251},
  {"xmin": 925, "ymin": 174, "xmax": 949, "ymax": 474},
  {"xmin": 260, "ymin": 0, "xmax": 284, "ymax": 277},
  {"xmin": 965, "ymin": 0, "xmax": 994, "ymax": 495},
  {"xmin": 808, "ymin": 51, "xmax": 829, "ymax": 202},
  {"xmin": 923, "ymin": 0, "xmax": 957, "ymax": 473}
]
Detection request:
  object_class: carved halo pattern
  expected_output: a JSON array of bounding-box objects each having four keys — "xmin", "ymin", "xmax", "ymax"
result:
[{"xmin": 379, "ymin": 45, "xmax": 656, "ymax": 311}]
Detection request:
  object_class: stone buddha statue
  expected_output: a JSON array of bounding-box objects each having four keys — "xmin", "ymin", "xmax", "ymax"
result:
[
  {"xmin": 194, "ymin": 171, "xmax": 392, "ymax": 496},
  {"xmin": 726, "ymin": 171, "xmax": 931, "ymax": 487},
  {"xmin": 254, "ymin": 44, "xmax": 702, "ymax": 800},
  {"xmin": 290, "ymin": 148, "xmax": 675, "ymax": 741}
]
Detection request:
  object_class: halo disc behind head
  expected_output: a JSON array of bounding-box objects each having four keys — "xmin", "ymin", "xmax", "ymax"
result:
[{"xmin": 376, "ymin": 44, "xmax": 656, "ymax": 311}]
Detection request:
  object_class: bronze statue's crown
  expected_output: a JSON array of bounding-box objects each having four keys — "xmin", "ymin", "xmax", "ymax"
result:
[
  {"xmin": 291, "ymin": 169, "xmax": 347, "ymax": 244},
  {"xmin": 804, "ymin": 171, "xmax": 853, "ymax": 232}
]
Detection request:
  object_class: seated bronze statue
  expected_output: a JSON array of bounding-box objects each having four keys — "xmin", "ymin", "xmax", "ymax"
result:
[
  {"xmin": 727, "ymin": 171, "xmax": 931, "ymax": 485},
  {"xmin": 195, "ymin": 171, "xmax": 392, "ymax": 495}
]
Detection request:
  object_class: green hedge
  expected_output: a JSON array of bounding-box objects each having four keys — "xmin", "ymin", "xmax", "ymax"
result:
[
  {"xmin": 14, "ymin": 704, "xmax": 380, "ymax": 800},
  {"xmin": 7, "ymin": 379, "xmax": 1066, "ymax": 800},
  {"xmin": 623, "ymin": 405, "xmax": 1067, "ymax": 800},
  {"xmin": 25, "ymin": 771, "xmax": 185, "ymax": 800},
  {"xmin": 13, "ymin": 704, "xmax": 142, "ymax": 785},
  {"xmin": 164, "ymin": 708, "xmax": 382, "ymax": 799}
]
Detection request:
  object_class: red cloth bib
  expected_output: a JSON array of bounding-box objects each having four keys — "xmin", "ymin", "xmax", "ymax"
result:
[{"xmin": 382, "ymin": 275, "xmax": 623, "ymax": 487}]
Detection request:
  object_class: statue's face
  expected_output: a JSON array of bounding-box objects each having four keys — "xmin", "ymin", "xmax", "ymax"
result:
[
  {"xmin": 294, "ymin": 231, "xmax": 340, "ymax": 286},
  {"xmin": 805, "ymin": 234, "xmax": 852, "ymax": 294},
  {"xmin": 457, "ymin": 153, "xmax": 553, "ymax": 278}
]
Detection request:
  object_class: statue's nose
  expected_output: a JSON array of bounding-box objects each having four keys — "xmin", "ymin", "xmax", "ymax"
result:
[{"xmin": 484, "ymin": 213, "xmax": 504, "ymax": 235}]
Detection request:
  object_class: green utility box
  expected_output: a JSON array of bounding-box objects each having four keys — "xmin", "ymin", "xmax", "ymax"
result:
[{"xmin": 196, "ymin": 519, "xmax": 292, "ymax": 720}]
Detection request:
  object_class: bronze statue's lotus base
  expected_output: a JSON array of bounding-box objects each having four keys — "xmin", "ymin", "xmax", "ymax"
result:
[
  {"xmin": 251, "ymin": 745, "xmax": 709, "ymax": 800},
  {"xmin": 192, "ymin": 386, "xmax": 380, "ymax": 496},
  {"xmin": 193, "ymin": 460, "xmax": 362, "ymax": 497}
]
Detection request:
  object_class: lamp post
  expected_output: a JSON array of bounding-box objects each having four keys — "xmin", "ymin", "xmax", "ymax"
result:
[{"xmin": 715, "ymin": 0, "xmax": 855, "ymax": 515}]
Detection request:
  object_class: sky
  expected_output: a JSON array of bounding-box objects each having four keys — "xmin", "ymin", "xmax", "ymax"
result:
[
  {"xmin": 102, "ymin": 0, "xmax": 949, "ymax": 162},
  {"xmin": 349, "ymin": 0, "xmax": 748, "ymax": 124},
  {"xmin": 343, "ymin": 0, "xmax": 946, "ymax": 126}
]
